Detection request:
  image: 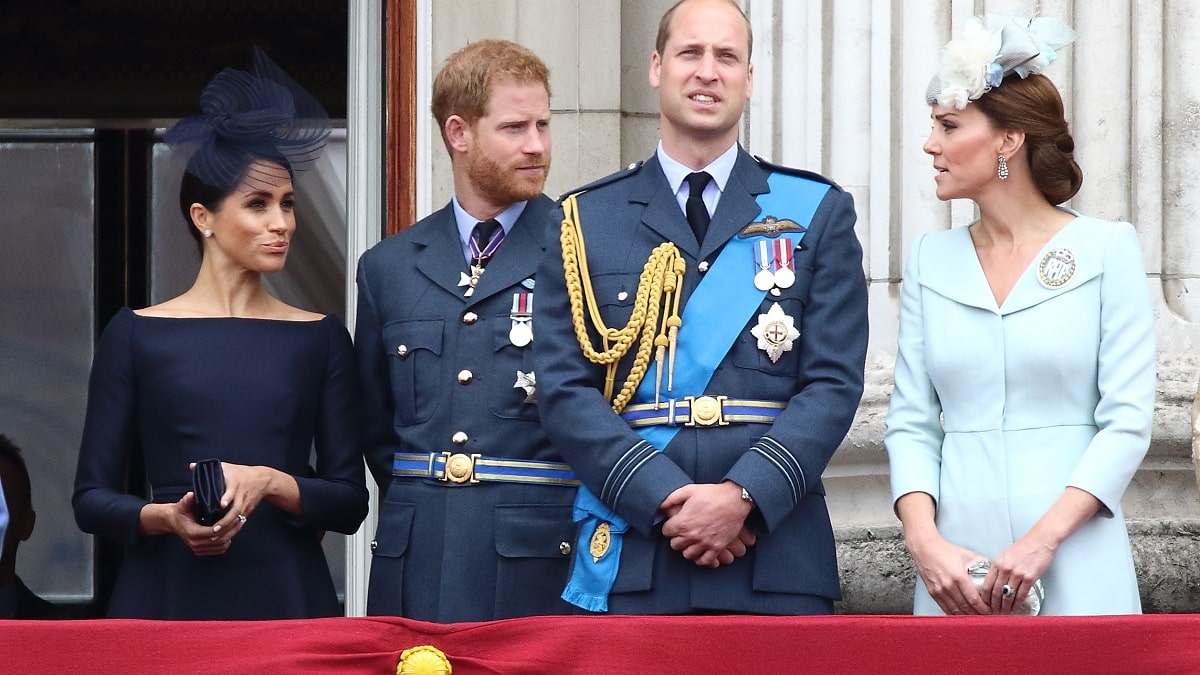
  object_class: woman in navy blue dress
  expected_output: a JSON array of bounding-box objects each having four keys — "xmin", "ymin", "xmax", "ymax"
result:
[{"xmin": 72, "ymin": 50, "xmax": 368, "ymax": 620}]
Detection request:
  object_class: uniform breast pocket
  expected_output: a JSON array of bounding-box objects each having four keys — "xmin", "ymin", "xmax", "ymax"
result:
[
  {"xmin": 384, "ymin": 319, "xmax": 444, "ymax": 424},
  {"xmin": 731, "ymin": 266, "xmax": 812, "ymax": 375},
  {"xmin": 487, "ymin": 319, "xmax": 539, "ymax": 421},
  {"xmin": 590, "ymin": 272, "xmax": 637, "ymax": 331}
]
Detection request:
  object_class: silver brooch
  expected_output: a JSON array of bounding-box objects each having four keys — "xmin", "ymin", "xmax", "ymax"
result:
[{"xmin": 1037, "ymin": 248, "xmax": 1076, "ymax": 289}]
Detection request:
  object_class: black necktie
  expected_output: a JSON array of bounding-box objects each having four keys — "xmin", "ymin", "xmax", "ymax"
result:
[
  {"xmin": 471, "ymin": 219, "xmax": 502, "ymax": 268},
  {"xmin": 684, "ymin": 171, "xmax": 711, "ymax": 243}
]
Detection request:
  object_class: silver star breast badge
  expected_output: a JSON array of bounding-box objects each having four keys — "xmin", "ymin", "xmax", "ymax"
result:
[
  {"xmin": 514, "ymin": 370, "xmax": 537, "ymax": 403},
  {"xmin": 750, "ymin": 302, "xmax": 800, "ymax": 363}
]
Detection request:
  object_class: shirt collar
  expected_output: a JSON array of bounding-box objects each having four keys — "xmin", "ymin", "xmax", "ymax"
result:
[
  {"xmin": 656, "ymin": 141, "xmax": 739, "ymax": 195},
  {"xmin": 451, "ymin": 199, "xmax": 527, "ymax": 261}
]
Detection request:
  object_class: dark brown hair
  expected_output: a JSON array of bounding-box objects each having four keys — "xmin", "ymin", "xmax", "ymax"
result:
[{"xmin": 975, "ymin": 73, "xmax": 1083, "ymax": 205}]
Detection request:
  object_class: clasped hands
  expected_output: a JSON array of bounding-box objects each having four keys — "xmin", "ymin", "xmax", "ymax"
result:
[
  {"xmin": 167, "ymin": 462, "xmax": 271, "ymax": 557},
  {"xmin": 909, "ymin": 535, "xmax": 1051, "ymax": 616},
  {"xmin": 660, "ymin": 481, "xmax": 756, "ymax": 568}
]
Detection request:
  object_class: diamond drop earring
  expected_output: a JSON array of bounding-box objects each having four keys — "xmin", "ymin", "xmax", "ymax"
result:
[{"xmin": 997, "ymin": 154, "xmax": 1009, "ymax": 181}]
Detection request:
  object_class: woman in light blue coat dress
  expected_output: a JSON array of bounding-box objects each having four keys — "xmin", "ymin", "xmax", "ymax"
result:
[{"xmin": 886, "ymin": 16, "xmax": 1154, "ymax": 616}]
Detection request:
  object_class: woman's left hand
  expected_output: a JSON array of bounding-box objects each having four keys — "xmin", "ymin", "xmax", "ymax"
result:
[
  {"xmin": 983, "ymin": 487, "xmax": 1104, "ymax": 613},
  {"xmin": 188, "ymin": 461, "xmax": 279, "ymax": 541},
  {"xmin": 982, "ymin": 536, "xmax": 1054, "ymax": 614}
]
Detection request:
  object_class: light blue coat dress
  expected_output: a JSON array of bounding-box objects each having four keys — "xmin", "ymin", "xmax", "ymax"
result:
[{"xmin": 886, "ymin": 215, "xmax": 1154, "ymax": 615}]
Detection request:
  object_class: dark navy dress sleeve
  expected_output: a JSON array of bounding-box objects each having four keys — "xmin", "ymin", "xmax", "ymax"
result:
[
  {"xmin": 72, "ymin": 308, "xmax": 148, "ymax": 546},
  {"xmin": 294, "ymin": 316, "xmax": 369, "ymax": 534}
]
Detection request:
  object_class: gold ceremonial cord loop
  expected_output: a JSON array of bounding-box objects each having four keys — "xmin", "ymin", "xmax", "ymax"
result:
[{"xmin": 561, "ymin": 194, "xmax": 685, "ymax": 413}]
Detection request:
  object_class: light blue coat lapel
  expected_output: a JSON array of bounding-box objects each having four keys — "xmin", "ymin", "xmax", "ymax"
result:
[
  {"xmin": 917, "ymin": 227, "xmax": 998, "ymax": 312},
  {"xmin": 998, "ymin": 218, "xmax": 1102, "ymax": 315},
  {"xmin": 920, "ymin": 217, "xmax": 1102, "ymax": 315}
]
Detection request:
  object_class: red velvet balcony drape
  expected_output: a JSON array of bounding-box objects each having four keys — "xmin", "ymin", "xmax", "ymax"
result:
[{"xmin": 2, "ymin": 613, "xmax": 1196, "ymax": 674}]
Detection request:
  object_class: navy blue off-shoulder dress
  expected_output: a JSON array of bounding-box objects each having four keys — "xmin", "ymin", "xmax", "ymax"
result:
[{"xmin": 73, "ymin": 308, "xmax": 368, "ymax": 619}]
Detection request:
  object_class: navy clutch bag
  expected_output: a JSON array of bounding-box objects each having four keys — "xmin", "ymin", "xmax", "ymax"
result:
[{"xmin": 192, "ymin": 458, "xmax": 230, "ymax": 526}]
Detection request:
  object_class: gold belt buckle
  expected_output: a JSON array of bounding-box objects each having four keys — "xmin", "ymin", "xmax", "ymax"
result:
[
  {"xmin": 685, "ymin": 395, "xmax": 728, "ymax": 427},
  {"xmin": 441, "ymin": 452, "xmax": 480, "ymax": 483}
]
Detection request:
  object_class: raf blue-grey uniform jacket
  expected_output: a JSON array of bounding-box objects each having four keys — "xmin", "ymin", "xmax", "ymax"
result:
[
  {"xmin": 534, "ymin": 148, "xmax": 868, "ymax": 614},
  {"xmin": 356, "ymin": 195, "xmax": 576, "ymax": 622}
]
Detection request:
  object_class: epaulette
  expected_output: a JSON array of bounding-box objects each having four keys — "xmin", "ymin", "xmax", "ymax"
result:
[
  {"xmin": 556, "ymin": 160, "xmax": 646, "ymax": 203},
  {"xmin": 752, "ymin": 155, "xmax": 845, "ymax": 192}
]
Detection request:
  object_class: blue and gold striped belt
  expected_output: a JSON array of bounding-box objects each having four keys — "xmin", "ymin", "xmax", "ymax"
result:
[
  {"xmin": 619, "ymin": 396, "xmax": 786, "ymax": 428},
  {"xmin": 392, "ymin": 451, "xmax": 579, "ymax": 486}
]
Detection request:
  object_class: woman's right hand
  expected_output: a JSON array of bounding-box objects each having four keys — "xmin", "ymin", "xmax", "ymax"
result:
[
  {"xmin": 906, "ymin": 532, "xmax": 992, "ymax": 615},
  {"xmin": 139, "ymin": 493, "xmax": 245, "ymax": 557},
  {"xmin": 896, "ymin": 491, "xmax": 990, "ymax": 615}
]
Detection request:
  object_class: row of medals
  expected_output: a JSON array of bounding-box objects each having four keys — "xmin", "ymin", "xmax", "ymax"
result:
[
  {"xmin": 458, "ymin": 236, "xmax": 805, "ymax": 401},
  {"xmin": 754, "ymin": 238, "xmax": 796, "ymax": 294}
]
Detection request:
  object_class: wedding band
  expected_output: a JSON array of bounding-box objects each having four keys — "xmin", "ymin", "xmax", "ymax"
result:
[
  {"xmin": 236, "ymin": 513, "xmax": 247, "ymax": 525},
  {"xmin": 1002, "ymin": 584, "xmax": 1013, "ymax": 597}
]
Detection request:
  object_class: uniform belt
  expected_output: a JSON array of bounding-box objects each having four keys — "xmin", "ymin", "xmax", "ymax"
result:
[
  {"xmin": 391, "ymin": 451, "xmax": 580, "ymax": 486},
  {"xmin": 619, "ymin": 396, "xmax": 786, "ymax": 428}
]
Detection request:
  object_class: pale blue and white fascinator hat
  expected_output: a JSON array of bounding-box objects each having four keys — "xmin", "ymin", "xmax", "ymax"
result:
[
  {"xmin": 926, "ymin": 15, "xmax": 1077, "ymax": 110},
  {"xmin": 165, "ymin": 47, "xmax": 331, "ymax": 191}
]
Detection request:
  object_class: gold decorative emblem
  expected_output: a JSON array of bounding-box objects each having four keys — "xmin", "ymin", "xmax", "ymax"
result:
[
  {"xmin": 750, "ymin": 302, "xmax": 800, "ymax": 364},
  {"xmin": 739, "ymin": 215, "xmax": 806, "ymax": 238},
  {"xmin": 1037, "ymin": 248, "xmax": 1076, "ymax": 289},
  {"xmin": 397, "ymin": 645, "xmax": 452, "ymax": 675},
  {"xmin": 442, "ymin": 453, "xmax": 477, "ymax": 484},
  {"xmin": 590, "ymin": 521, "xmax": 612, "ymax": 562},
  {"xmin": 686, "ymin": 395, "xmax": 728, "ymax": 427}
]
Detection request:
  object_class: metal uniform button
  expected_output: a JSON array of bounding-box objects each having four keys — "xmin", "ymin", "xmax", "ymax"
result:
[
  {"xmin": 462, "ymin": 311, "xmax": 478, "ymax": 324},
  {"xmin": 617, "ymin": 291, "xmax": 628, "ymax": 302},
  {"xmin": 396, "ymin": 344, "xmax": 409, "ymax": 357},
  {"xmin": 370, "ymin": 540, "xmax": 378, "ymax": 552},
  {"xmin": 451, "ymin": 431, "xmax": 469, "ymax": 445},
  {"xmin": 698, "ymin": 261, "xmax": 710, "ymax": 273},
  {"xmin": 457, "ymin": 369, "xmax": 473, "ymax": 384},
  {"xmin": 559, "ymin": 541, "xmax": 572, "ymax": 556}
]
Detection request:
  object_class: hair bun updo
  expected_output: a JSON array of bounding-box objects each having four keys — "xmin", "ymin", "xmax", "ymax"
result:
[{"xmin": 975, "ymin": 73, "xmax": 1083, "ymax": 205}]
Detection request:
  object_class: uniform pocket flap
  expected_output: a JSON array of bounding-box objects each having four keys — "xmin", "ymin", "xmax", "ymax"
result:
[
  {"xmin": 383, "ymin": 318, "xmax": 444, "ymax": 358},
  {"xmin": 373, "ymin": 501, "xmax": 416, "ymax": 558},
  {"xmin": 494, "ymin": 504, "xmax": 575, "ymax": 559}
]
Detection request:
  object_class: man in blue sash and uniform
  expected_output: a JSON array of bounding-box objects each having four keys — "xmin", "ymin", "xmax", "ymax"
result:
[
  {"xmin": 356, "ymin": 40, "xmax": 578, "ymax": 621},
  {"xmin": 535, "ymin": 0, "xmax": 868, "ymax": 615}
]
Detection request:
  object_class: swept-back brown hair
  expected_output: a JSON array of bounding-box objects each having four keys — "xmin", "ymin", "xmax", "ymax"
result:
[
  {"xmin": 430, "ymin": 39, "xmax": 551, "ymax": 153},
  {"xmin": 655, "ymin": 0, "xmax": 753, "ymax": 59},
  {"xmin": 975, "ymin": 73, "xmax": 1083, "ymax": 205}
]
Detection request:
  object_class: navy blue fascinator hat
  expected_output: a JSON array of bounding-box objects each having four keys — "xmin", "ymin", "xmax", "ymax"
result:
[{"xmin": 165, "ymin": 47, "xmax": 331, "ymax": 191}]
